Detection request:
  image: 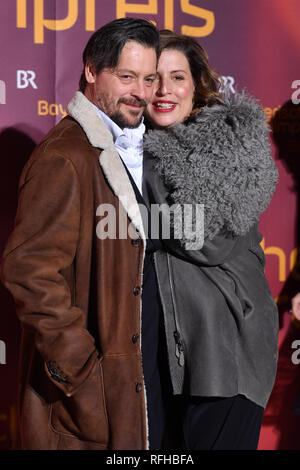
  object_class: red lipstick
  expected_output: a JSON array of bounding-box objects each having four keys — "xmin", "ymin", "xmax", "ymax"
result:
[{"xmin": 152, "ymin": 100, "xmax": 177, "ymax": 113}]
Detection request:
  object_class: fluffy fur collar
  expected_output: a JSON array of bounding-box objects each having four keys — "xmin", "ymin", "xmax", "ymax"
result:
[{"xmin": 144, "ymin": 90, "xmax": 278, "ymax": 240}]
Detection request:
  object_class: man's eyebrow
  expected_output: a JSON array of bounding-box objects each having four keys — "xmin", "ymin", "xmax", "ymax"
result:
[
  {"xmin": 115, "ymin": 69, "xmax": 157, "ymax": 77},
  {"xmin": 115, "ymin": 69, "xmax": 137, "ymax": 75}
]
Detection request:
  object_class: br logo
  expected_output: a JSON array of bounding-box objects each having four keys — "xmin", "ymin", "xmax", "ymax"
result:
[
  {"xmin": 219, "ymin": 76, "xmax": 236, "ymax": 94},
  {"xmin": 17, "ymin": 70, "xmax": 38, "ymax": 89}
]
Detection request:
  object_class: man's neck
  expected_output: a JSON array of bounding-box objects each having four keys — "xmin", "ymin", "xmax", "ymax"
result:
[{"xmin": 90, "ymin": 103, "xmax": 123, "ymax": 142}]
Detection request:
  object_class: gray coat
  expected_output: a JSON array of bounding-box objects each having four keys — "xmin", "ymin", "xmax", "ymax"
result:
[{"xmin": 143, "ymin": 90, "xmax": 279, "ymax": 408}]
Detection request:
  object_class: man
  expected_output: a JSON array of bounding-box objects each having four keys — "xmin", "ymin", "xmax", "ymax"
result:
[{"xmin": 0, "ymin": 18, "xmax": 165, "ymax": 450}]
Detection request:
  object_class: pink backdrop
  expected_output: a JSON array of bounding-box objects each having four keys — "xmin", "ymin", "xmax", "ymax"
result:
[{"xmin": 1, "ymin": 0, "xmax": 300, "ymax": 450}]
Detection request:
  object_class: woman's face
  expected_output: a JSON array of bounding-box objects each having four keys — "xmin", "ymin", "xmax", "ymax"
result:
[{"xmin": 146, "ymin": 49, "xmax": 195, "ymax": 128}]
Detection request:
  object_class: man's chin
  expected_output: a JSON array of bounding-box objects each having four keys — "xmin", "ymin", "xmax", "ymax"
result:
[{"xmin": 110, "ymin": 111, "xmax": 143, "ymax": 129}]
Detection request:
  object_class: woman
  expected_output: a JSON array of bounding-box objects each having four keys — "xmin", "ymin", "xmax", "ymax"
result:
[{"xmin": 142, "ymin": 30, "xmax": 279, "ymax": 450}]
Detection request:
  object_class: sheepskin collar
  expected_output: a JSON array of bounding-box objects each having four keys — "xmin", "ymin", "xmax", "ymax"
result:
[
  {"xmin": 144, "ymin": 90, "xmax": 278, "ymax": 241},
  {"xmin": 67, "ymin": 91, "xmax": 146, "ymax": 240}
]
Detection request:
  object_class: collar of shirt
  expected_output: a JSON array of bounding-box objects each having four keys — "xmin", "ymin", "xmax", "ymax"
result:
[
  {"xmin": 91, "ymin": 103, "xmax": 145, "ymax": 154},
  {"xmin": 91, "ymin": 102, "xmax": 145, "ymax": 192}
]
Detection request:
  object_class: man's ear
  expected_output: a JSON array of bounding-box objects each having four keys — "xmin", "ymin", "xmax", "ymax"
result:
[{"xmin": 85, "ymin": 63, "xmax": 96, "ymax": 84}]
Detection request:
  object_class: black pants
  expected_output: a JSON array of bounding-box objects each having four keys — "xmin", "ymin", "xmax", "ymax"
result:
[
  {"xmin": 142, "ymin": 251, "xmax": 166, "ymax": 450},
  {"xmin": 164, "ymin": 394, "xmax": 264, "ymax": 450}
]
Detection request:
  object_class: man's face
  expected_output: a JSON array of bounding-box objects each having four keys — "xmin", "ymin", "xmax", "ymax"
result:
[{"xmin": 85, "ymin": 40, "xmax": 157, "ymax": 128}]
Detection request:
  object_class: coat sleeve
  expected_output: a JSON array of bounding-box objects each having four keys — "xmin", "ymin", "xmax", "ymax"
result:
[
  {"xmin": 161, "ymin": 231, "xmax": 239, "ymax": 266},
  {"xmin": 0, "ymin": 151, "xmax": 99, "ymax": 397}
]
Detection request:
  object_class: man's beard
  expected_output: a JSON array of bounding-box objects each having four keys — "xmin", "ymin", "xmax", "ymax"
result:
[
  {"xmin": 110, "ymin": 98, "xmax": 146, "ymax": 129},
  {"xmin": 109, "ymin": 111, "xmax": 143, "ymax": 129}
]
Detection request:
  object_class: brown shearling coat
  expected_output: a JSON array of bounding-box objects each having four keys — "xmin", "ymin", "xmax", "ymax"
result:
[{"xmin": 1, "ymin": 92, "xmax": 150, "ymax": 450}]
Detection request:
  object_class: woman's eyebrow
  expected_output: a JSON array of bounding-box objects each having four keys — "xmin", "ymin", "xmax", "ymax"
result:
[{"xmin": 170, "ymin": 69, "xmax": 188, "ymax": 74}]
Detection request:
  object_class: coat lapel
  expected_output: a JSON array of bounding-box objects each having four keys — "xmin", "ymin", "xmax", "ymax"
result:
[{"xmin": 67, "ymin": 91, "xmax": 146, "ymax": 240}]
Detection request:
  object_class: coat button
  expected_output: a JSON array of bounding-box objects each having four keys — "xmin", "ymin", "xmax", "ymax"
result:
[
  {"xmin": 136, "ymin": 382, "xmax": 143, "ymax": 393},
  {"xmin": 133, "ymin": 286, "xmax": 141, "ymax": 296},
  {"xmin": 131, "ymin": 238, "xmax": 142, "ymax": 247},
  {"xmin": 132, "ymin": 333, "xmax": 139, "ymax": 344},
  {"xmin": 47, "ymin": 360, "xmax": 56, "ymax": 368}
]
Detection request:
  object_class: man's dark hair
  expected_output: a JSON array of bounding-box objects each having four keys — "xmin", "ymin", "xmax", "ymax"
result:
[{"xmin": 79, "ymin": 18, "xmax": 159, "ymax": 92}]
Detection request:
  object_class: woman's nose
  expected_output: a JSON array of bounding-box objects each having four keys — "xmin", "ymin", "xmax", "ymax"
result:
[{"xmin": 155, "ymin": 78, "xmax": 170, "ymax": 96}]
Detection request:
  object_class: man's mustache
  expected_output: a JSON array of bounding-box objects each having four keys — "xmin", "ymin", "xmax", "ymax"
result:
[{"xmin": 118, "ymin": 98, "xmax": 147, "ymax": 108}]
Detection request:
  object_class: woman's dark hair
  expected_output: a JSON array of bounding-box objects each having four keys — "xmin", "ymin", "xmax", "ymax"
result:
[
  {"xmin": 79, "ymin": 18, "xmax": 159, "ymax": 92},
  {"xmin": 158, "ymin": 30, "xmax": 222, "ymax": 110}
]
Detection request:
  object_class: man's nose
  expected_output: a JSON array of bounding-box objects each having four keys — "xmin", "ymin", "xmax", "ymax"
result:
[{"xmin": 131, "ymin": 79, "xmax": 147, "ymax": 100}]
